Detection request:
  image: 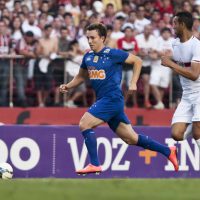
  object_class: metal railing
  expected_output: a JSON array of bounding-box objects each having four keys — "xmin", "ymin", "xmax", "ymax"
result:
[
  {"xmin": 0, "ymin": 54, "xmax": 174, "ymax": 108},
  {"xmin": 0, "ymin": 54, "xmax": 24, "ymax": 107}
]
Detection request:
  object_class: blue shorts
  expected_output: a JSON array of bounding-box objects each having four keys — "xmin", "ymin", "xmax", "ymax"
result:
[{"xmin": 88, "ymin": 96, "xmax": 130, "ymax": 132}]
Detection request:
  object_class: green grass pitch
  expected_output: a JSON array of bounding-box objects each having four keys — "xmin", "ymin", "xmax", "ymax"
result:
[{"xmin": 0, "ymin": 179, "xmax": 200, "ymax": 200}]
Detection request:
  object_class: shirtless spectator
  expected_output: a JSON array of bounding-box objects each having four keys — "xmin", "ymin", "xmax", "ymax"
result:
[
  {"xmin": 34, "ymin": 24, "xmax": 58, "ymax": 107},
  {"xmin": 53, "ymin": 26, "xmax": 70, "ymax": 106}
]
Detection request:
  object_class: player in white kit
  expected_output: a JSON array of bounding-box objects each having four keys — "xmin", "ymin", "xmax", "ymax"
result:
[{"xmin": 161, "ymin": 11, "xmax": 200, "ymax": 149}]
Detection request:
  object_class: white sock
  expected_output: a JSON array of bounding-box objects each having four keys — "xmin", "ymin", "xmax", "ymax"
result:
[
  {"xmin": 183, "ymin": 124, "xmax": 192, "ymax": 140},
  {"xmin": 195, "ymin": 138, "xmax": 200, "ymax": 151}
]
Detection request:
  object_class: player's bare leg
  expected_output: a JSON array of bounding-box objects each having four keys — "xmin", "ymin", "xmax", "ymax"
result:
[
  {"xmin": 115, "ymin": 123, "xmax": 138, "ymax": 145},
  {"xmin": 171, "ymin": 122, "xmax": 191, "ymax": 141},
  {"xmin": 76, "ymin": 112, "xmax": 103, "ymax": 175},
  {"xmin": 115, "ymin": 122, "xmax": 179, "ymax": 171},
  {"xmin": 171, "ymin": 121, "xmax": 200, "ymax": 152},
  {"xmin": 192, "ymin": 122, "xmax": 200, "ymax": 150}
]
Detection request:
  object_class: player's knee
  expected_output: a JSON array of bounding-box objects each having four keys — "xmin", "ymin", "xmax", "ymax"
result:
[
  {"xmin": 171, "ymin": 130, "xmax": 184, "ymax": 141},
  {"xmin": 122, "ymin": 138, "xmax": 137, "ymax": 145},
  {"xmin": 79, "ymin": 120, "xmax": 88, "ymax": 131},
  {"xmin": 192, "ymin": 122, "xmax": 200, "ymax": 140}
]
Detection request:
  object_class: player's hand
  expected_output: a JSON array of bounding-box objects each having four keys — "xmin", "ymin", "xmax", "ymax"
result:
[
  {"xmin": 128, "ymin": 82, "xmax": 137, "ymax": 93},
  {"xmin": 59, "ymin": 84, "xmax": 69, "ymax": 93},
  {"xmin": 161, "ymin": 56, "xmax": 174, "ymax": 68}
]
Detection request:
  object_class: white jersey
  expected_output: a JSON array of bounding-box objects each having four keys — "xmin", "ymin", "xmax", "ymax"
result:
[{"xmin": 172, "ymin": 36, "xmax": 200, "ymax": 94}]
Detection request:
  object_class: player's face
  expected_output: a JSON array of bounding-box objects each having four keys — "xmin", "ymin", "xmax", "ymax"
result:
[
  {"xmin": 86, "ymin": 30, "xmax": 105, "ymax": 52},
  {"xmin": 173, "ymin": 16, "xmax": 183, "ymax": 37}
]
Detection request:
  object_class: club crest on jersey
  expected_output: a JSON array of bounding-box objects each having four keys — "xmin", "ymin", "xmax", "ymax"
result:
[
  {"xmin": 93, "ymin": 56, "xmax": 99, "ymax": 63},
  {"xmin": 88, "ymin": 69, "xmax": 106, "ymax": 80}
]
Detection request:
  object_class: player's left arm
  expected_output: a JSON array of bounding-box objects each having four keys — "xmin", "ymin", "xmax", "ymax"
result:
[
  {"xmin": 161, "ymin": 57, "xmax": 200, "ymax": 81},
  {"xmin": 124, "ymin": 53, "xmax": 142, "ymax": 91}
]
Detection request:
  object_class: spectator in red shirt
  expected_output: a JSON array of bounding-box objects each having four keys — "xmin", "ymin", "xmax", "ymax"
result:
[
  {"xmin": 117, "ymin": 23, "xmax": 139, "ymax": 107},
  {"xmin": 155, "ymin": 0, "xmax": 173, "ymax": 16}
]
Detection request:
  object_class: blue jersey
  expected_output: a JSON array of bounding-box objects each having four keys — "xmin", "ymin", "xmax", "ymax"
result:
[{"xmin": 80, "ymin": 47, "xmax": 129, "ymax": 100}]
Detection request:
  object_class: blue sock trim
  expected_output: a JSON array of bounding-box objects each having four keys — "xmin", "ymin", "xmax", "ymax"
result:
[
  {"xmin": 82, "ymin": 129, "xmax": 94, "ymax": 138},
  {"xmin": 137, "ymin": 134, "xmax": 170, "ymax": 157},
  {"xmin": 81, "ymin": 129, "xmax": 100, "ymax": 166}
]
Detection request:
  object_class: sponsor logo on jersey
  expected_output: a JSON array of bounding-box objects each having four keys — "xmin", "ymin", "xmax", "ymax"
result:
[
  {"xmin": 93, "ymin": 56, "xmax": 99, "ymax": 63},
  {"xmin": 88, "ymin": 69, "xmax": 106, "ymax": 80}
]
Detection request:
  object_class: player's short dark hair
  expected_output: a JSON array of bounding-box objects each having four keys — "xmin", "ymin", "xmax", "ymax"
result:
[
  {"xmin": 175, "ymin": 11, "xmax": 193, "ymax": 30},
  {"xmin": 86, "ymin": 23, "xmax": 107, "ymax": 38}
]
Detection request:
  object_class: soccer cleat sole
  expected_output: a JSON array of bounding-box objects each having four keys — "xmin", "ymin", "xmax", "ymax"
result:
[
  {"xmin": 169, "ymin": 146, "xmax": 179, "ymax": 171},
  {"xmin": 77, "ymin": 171, "xmax": 101, "ymax": 176}
]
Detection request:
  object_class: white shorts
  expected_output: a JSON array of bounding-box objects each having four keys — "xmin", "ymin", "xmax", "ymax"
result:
[
  {"xmin": 172, "ymin": 92, "xmax": 200, "ymax": 124},
  {"xmin": 150, "ymin": 66, "xmax": 171, "ymax": 88}
]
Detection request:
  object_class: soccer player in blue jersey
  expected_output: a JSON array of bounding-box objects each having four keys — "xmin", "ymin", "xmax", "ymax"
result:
[{"xmin": 60, "ymin": 23, "xmax": 178, "ymax": 174}]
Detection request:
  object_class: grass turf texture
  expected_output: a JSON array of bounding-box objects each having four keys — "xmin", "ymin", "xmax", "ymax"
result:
[{"xmin": 0, "ymin": 179, "xmax": 199, "ymax": 200}]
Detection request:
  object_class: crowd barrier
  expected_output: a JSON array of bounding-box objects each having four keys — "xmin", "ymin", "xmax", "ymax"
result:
[
  {"xmin": 0, "ymin": 54, "xmax": 76, "ymax": 107},
  {"xmin": 0, "ymin": 54, "xmax": 174, "ymax": 108},
  {"xmin": 0, "ymin": 107, "xmax": 174, "ymax": 125},
  {"xmin": 0, "ymin": 125, "xmax": 199, "ymax": 178}
]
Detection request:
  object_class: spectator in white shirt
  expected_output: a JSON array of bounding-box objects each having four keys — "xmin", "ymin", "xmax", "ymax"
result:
[
  {"xmin": 110, "ymin": 18, "xmax": 124, "ymax": 40},
  {"xmin": 149, "ymin": 27, "xmax": 173, "ymax": 109},
  {"xmin": 136, "ymin": 24, "xmax": 156, "ymax": 109},
  {"xmin": 134, "ymin": 5, "xmax": 151, "ymax": 33},
  {"xmin": 22, "ymin": 12, "xmax": 42, "ymax": 38}
]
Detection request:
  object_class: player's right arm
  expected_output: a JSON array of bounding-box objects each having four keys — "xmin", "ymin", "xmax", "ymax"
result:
[
  {"xmin": 161, "ymin": 57, "xmax": 200, "ymax": 81},
  {"xmin": 59, "ymin": 68, "xmax": 88, "ymax": 93}
]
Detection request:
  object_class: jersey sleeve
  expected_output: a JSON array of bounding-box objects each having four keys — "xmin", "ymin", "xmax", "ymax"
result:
[
  {"xmin": 192, "ymin": 41, "xmax": 200, "ymax": 62},
  {"xmin": 111, "ymin": 48, "xmax": 129, "ymax": 63},
  {"xmin": 80, "ymin": 53, "xmax": 87, "ymax": 69}
]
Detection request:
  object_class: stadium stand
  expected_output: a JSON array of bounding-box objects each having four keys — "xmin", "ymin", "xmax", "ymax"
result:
[{"xmin": 0, "ymin": 0, "xmax": 199, "ymax": 109}]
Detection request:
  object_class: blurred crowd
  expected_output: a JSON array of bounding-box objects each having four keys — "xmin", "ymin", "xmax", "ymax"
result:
[{"xmin": 0, "ymin": 0, "xmax": 200, "ymax": 108}]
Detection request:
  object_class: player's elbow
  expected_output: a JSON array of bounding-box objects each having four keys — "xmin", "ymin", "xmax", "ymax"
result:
[
  {"xmin": 136, "ymin": 57, "xmax": 142, "ymax": 65},
  {"xmin": 190, "ymin": 74, "xmax": 199, "ymax": 81},
  {"xmin": 193, "ymin": 75, "xmax": 199, "ymax": 81},
  {"xmin": 133, "ymin": 56, "xmax": 142, "ymax": 66}
]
